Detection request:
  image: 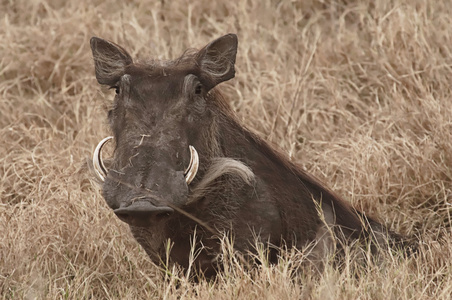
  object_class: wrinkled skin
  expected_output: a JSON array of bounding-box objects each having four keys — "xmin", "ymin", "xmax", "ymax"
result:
[{"xmin": 90, "ymin": 34, "xmax": 412, "ymax": 277}]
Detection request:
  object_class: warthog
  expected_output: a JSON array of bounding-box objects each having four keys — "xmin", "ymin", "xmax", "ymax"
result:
[{"xmin": 90, "ymin": 34, "xmax": 412, "ymax": 277}]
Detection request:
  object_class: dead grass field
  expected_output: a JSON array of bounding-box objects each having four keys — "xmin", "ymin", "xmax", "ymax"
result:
[{"xmin": 1, "ymin": 0, "xmax": 452, "ymax": 298}]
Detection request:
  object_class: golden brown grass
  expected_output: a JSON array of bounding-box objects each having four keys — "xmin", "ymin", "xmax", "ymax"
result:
[{"xmin": 1, "ymin": 0, "xmax": 452, "ymax": 298}]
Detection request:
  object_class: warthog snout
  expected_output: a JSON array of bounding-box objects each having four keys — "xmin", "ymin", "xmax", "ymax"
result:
[{"xmin": 113, "ymin": 200, "xmax": 174, "ymax": 227}]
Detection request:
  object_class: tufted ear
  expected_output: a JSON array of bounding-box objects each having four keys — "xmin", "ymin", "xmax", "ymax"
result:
[
  {"xmin": 196, "ymin": 34, "xmax": 238, "ymax": 91},
  {"xmin": 90, "ymin": 37, "xmax": 133, "ymax": 86}
]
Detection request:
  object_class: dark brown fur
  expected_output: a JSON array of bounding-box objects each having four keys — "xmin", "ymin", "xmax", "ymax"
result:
[{"xmin": 90, "ymin": 34, "xmax": 413, "ymax": 277}]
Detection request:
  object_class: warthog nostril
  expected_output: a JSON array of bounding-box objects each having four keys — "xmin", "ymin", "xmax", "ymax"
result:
[{"xmin": 113, "ymin": 202, "xmax": 174, "ymax": 227}]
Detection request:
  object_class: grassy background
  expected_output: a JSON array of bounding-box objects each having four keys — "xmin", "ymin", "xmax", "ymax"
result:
[{"xmin": 1, "ymin": 0, "xmax": 451, "ymax": 298}]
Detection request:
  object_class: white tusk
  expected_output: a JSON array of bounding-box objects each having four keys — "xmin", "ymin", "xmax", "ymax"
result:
[
  {"xmin": 184, "ymin": 145, "xmax": 199, "ymax": 185},
  {"xmin": 93, "ymin": 136, "xmax": 113, "ymax": 182}
]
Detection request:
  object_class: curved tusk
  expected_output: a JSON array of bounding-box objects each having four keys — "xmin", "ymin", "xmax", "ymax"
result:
[
  {"xmin": 93, "ymin": 136, "xmax": 113, "ymax": 182},
  {"xmin": 184, "ymin": 145, "xmax": 199, "ymax": 185}
]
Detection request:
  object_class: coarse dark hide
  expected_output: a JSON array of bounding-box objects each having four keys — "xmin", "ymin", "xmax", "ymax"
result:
[{"xmin": 90, "ymin": 34, "xmax": 414, "ymax": 278}]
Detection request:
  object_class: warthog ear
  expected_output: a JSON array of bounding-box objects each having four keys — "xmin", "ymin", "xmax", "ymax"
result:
[
  {"xmin": 90, "ymin": 37, "xmax": 133, "ymax": 86},
  {"xmin": 196, "ymin": 34, "xmax": 238, "ymax": 90}
]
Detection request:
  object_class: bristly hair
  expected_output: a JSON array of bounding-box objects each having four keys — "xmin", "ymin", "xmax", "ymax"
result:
[{"xmin": 188, "ymin": 157, "xmax": 255, "ymax": 204}]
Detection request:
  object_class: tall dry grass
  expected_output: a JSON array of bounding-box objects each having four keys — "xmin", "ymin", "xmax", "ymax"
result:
[{"xmin": 1, "ymin": 0, "xmax": 451, "ymax": 298}]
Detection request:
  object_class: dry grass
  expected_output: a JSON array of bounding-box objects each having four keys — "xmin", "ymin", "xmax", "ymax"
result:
[{"xmin": 1, "ymin": 0, "xmax": 452, "ymax": 298}]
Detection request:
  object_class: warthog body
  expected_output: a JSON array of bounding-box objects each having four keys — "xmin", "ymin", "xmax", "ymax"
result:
[{"xmin": 90, "ymin": 34, "xmax": 411, "ymax": 276}]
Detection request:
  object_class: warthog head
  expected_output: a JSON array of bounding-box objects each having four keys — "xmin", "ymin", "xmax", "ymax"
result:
[{"xmin": 90, "ymin": 34, "xmax": 238, "ymax": 228}]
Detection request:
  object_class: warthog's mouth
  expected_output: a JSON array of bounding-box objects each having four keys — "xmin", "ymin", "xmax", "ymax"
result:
[{"xmin": 92, "ymin": 136, "xmax": 199, "ymax": 184}]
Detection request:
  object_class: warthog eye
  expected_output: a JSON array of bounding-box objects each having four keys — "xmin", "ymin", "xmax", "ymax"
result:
[{"xmin": 195, "ymin": 83, "xmax": 202, "ymax": 95}]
